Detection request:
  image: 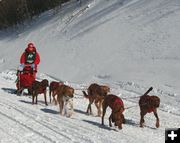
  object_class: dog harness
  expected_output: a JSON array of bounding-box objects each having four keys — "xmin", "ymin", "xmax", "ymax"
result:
[
  {"xmin": 113, "ymin": 98, "xmax": 124, "ymax": 112},
  {"xmin": 147, "ymin": 108, "xmax": 155, "ymax": 113}
]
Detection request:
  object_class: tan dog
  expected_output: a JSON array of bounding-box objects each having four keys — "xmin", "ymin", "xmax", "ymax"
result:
[
  {"xmin": 31, "ymin": 79, "xmax": 49, "ymax": 105},
  {"xmin": 102, "ymin": 94, "xmax": 125, "ymax": 129},
  {"xmin": 49, "ymin": 81, "xmax": 64, "ymax": 105},
  {"xmin": 139, "ymin": 87, "xmax": 160, "ymax": 128},
  {"xmin": 56, "ymin": 84, "xmax": 74, "ymax": 117},
  {"xmin": 82, "ymin": 83, "xmax": 110, "ymax": 116}
]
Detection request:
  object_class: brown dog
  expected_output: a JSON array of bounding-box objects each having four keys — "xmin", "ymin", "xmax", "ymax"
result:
[
  {"xmin": 49, "ymin": 81, "xmax": 64, "ymax": 104},
  {"xmin": 102, "ymin": 94, "xmax": 125, "ymax": 129},
  {"xmin": 56, "ymin": 84, "xmax": 74, "ymax": 117},
  {"xmin": 139, "ymin": 87, "xmax": 160, "ymax": 128},
  {"xmin": 82, "ymin": 83, "xmax": 110, "ymax": 116},
  {"xmin": 31, "ymin": 79, "xmax": 49, "ymax": 105}
]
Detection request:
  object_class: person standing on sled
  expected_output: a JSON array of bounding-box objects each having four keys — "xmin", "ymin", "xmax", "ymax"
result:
[
  {"xmin": 16, "ymin": 43, "xmax": 40, "ymax": 94},
  {"xmin": 19, "ymin": 42, "xmax": 40, "ymax": 78}
]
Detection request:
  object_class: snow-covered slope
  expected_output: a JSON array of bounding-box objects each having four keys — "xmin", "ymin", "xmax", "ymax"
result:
[
  {"xmin": 0, "ymin": 0, "xmax": 179, "ymax": 92},
  {"xmin": 0, "ymin": 0, "xmax": 180, "ymax": 142}
]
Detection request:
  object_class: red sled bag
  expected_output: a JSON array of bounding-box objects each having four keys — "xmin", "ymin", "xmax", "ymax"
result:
[
  {"xmin": 16, "ymin": 65, "xmax": 36, "ymax": 95},
  {"xmin": 19, "ymin": 72, "xmax": 35, "ymax": 88}
]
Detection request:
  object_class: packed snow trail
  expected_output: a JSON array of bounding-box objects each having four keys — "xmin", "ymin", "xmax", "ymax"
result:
[{"xmin": 0, "ymin": 70, "xmax": 180, "ymax": 143}]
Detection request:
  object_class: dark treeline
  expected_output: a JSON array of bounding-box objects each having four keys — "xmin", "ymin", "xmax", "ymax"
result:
[{"xmin": 0, "ymin": 0, "xmax": 70, "ymax": 29}]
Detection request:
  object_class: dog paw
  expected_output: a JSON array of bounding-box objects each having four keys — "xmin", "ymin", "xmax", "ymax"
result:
[
  {"xmin": 156, "ymin": 122, "xmax": 160, "ymax": 128},
  {"xmin": 118, "ymin": 127, "xmax": 122, "ymax": 130},
  {"xmin": 95, "ymin": 114, "xmax": 101, "ymax": 117},
  {"xmin": 66, "ymin": 115, "xmax": 71, "ymax": 118},
  {"xmin": 140, "ymin": 125, "xmax": 144, "ymax": 128},
  {"xmin": 122, "ymin": 119, "xmax": 126, "ymax": 124}
]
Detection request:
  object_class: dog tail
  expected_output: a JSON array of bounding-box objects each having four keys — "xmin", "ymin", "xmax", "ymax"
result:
[
  {"xmin": 82, "ymin": 91, "xmax": 89, "ymax": 99},
  {"xmin": 143, "ymin": 87, "xmax": 153, "ymax": 96}
]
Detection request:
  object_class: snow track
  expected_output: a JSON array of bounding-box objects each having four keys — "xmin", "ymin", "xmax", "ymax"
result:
[{"xmin": 0, "ymin": 70, "xmax": 180, "ymax": 143}]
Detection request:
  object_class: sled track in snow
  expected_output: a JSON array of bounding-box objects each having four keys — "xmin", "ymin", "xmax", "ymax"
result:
[
  {"xmin": 0, "ymin": 85, "xmax": 180, "ymax": 143},
  {"xmin": 0, "ymin": 125, "xmax": 21, "ymax": 142},
  {"xmin": 0, "ymin": 109, "xmax": 55, "ymax": 143},
  {"xmin": 0, "ymin": 99, "xmax": 102, "ymax": 143},
  {"xmin": 0, "ymin": 95, "xmax": 142, "ymax": 142},
  {"xmin": 1, "ymin": 99, "xmax": 122, "ymax": 142},
  {"xmin": 0, "ymin": 101, "xmax": 92, "ymax": 143},
  {"xmin": 0, "ymin": 70, "xmax": 180, "ymax": 143}
]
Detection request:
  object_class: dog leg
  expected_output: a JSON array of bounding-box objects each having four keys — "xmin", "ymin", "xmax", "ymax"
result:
[
  {"xmin": 35, "ymin": 94, "xmax": 38, "ymax": 104},
  {"xmin": 118, "ymin": 122, "xmax": 122, "ymax": 130},
  {"xmin": 63, "ymin": 98, "xmax": 73, "ymax": 118},
  {"xmin": 83, "ymin": 91, "xmax": 91, "ymax": 115},
  {"xmin": 62, "ymin": 100, "xmax": 65, "ymax": 115},
  {"xmin": 64, "ymin": 96, "xmax": 71, "ymax": 116},
  {"xmin": 49, "ymin": 90, "xmax": 52, "ymax": 103},
  {"xmin": 109, "ymin": 113, "xmax": 113, "ymax": 127},
  {"xmin": 32, "ymin": 91, "xmax": 35, "ymax": 104},
  {"xmin": 58, "ymin": 96, "xmax": 64, "ymax": 115},
  {"xmin": 17, "ymin": 87, "xmax": 24, "ymax": 96},
  {"xmin": 68, "ymin": 98, "xmax": 74, "ymax": 117},
  {"xmin": 122, "ymin": 114, "xmax": 125, "ymax": 124},
  {"xmin": 52, "ymin": 91, "xmax": 57, "ymax": 105},
  {"xmin": 64, "ymin": 101, "xmax": 68, "ymax": 116},
  {"xmin": 99, "ymin": 100, "xmax": 103, "ymax": 117},
  {"xmin": 86, "ymin": 104, "xmax": 89, "ymax": 114},
  {"xmin": 28, "ymin": 88, "xmax": 32, "ymax": 95},
  {"xmin": 101, "ymin": 101, "xmax": 108, "ymax": 126},
  {"xmin": 89, "ymin": 98, "xmax": 94, "ymax": 115},
  {"xmin": 59, "ymin": 101, "xmax": 64, "ymax": 115},
  {"xmin": 98, "ymin": 102, "xmax": 102, "ymax": 117},
  {"xmin": 95, "ymin": 100, "xmax": 101, "ymax": 117},
  {"xmin": 140, "ymin": 111, "xmax": 146, "ymax": 127},
  {"xmin": 54, "ymin": 96, "xmax": 57, "ymax": 105},
  {"xmin": 153, "ymin": 109, "xmax": 160, "ymax": 128},
  {"xmin": 32, "ymin": 95, "xmax": 35, "ymax": 104},
  {"xmin": 87, "ymin": 102, "xmax": 93, "ymax": 115},
  {"xmin": 89, "ymin": 104, "xmax": 92, "ymax": 115},
  {"xmin": 44, "ymin": 92, "xmax": 48, "ymax": 106}
]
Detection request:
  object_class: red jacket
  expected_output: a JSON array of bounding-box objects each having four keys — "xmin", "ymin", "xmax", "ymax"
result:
[
  {"xmin": 20, "ymin": 51, "xmax": 40, "ymax": 72},
  {"xmin": 20, "ymin": 52, "xmax": 40, "ymax": 65}
]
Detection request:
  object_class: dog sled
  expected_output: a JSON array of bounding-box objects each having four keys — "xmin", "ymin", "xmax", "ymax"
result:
[{"xmin": 16, "ymin": 64, "xmax": 36, "ymax": 95}]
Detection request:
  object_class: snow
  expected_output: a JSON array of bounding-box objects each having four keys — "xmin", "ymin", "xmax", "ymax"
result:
[{"xmin": 0, "ymin": 0, "xmax": 180, "ymax": 142}]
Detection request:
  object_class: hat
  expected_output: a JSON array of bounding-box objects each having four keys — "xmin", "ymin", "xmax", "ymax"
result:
[{"xmin": 26, "ymin": 43, "xmax": 36, "ymax": 53}]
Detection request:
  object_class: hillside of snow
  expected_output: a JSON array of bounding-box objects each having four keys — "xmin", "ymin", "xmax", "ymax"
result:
[{"xmin": 0, "ymin": 0, "xmax": 180, "ymax": 142}]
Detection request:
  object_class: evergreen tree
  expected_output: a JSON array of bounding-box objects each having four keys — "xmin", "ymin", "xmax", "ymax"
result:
[{"xmin": 0, "ymin": 0, "xmax": 71, "ymax": 29}]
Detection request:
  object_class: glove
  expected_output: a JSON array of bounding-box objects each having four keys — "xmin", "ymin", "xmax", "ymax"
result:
[
  {"xmin": 31, "ymin": 64, "xmax": 35, "ymax": 70},
  {"xmin": 18, "ymin": 64, "xmax": 24, "ymax": 71}
]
